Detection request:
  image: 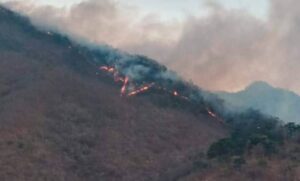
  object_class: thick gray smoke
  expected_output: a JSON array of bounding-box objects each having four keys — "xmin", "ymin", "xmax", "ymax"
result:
[
  {"xmin": 3, "ymin": 0, "xmax": 300, "ymax": 95},
  {"xmin": 0, "ymin": 0, "xmax": 296, "ymax": 94}
]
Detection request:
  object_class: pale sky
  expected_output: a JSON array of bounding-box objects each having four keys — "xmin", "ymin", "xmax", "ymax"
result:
[
  {"xmin": 123, "ymin": 0, "xmax": 269, "ymax": 20},
  {"xmin": 0, "ymin": 0, "xmax": 269, "ymax": 20}
]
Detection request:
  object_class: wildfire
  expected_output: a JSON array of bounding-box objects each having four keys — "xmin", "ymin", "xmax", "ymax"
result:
[
  {"xmin": 121, "ymin": 77, "xmax": 129, "ymax": 95},
  {"xmin": 100, "ymin": 66, "xmax": 115, "ymax": 73},
  {"xmin": 98, "ymin": 65, "xmax": 197, "ymax": 102},
  {"xmin": 99, "ymin": 65, "xmax": 155, "ymax": 96},
  {"xmin": 207, "ymin": 109, "xmax": 217, "ymax": 118},
  {"xmin": 98, "ymin": 64, "xmax": 224, "ymax": 123},
  {"xmin": 100, "ymin": 65, "xmax": 124, "ymax": 82},
  {"xmin": 173, "ymin": 91, "xmax": 178, "ymax": 96},
  {"xmin": 206, "ymin": 108, "xmax": 224, "ymax": 123},
  {"xmin": 128, "ymin": 83, "xmax": 155, "ymax": 97}
]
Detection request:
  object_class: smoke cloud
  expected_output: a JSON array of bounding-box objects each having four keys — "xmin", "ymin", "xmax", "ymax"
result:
[{"xmin": 2, "ymin": 0, "xmax": 300, "ymax": 95}]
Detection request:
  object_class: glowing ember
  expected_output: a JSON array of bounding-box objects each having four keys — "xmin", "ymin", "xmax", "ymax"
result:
[
  {"xmin": 207, "ymin": 109, "xmax": 217, "ymax": 118},
  {"xmin": 99, "ymin": 65, "xmax": 188, "ymax": 100},
  {"xmin": 128, "ymin": 83, "xmax": 155, "ymax": 96},
  {"xmin": 173, "ymin": 91, "xmax": 179, "ymax": 96},
  {"xmin": 99, "ymin": 66, "xmax": 109, "ymax": 71},
  {"xmin": 206, "ymin": 108, "xmax": 224, "ymax": 123},
  {"xmin": 100, "ymin": 66, "xmax": 124, "ymax": 83},
  {"xmin": 121, "ymin": 77, "xmax": 129, "ymax": 95},
  {"xmin": 100, "ymin": 66, "xmax": 115, "ymax": 73},
  {"xmin": 98, "ymin": 64, "xmax": 224, "ymax": 124},
  {"xmin": 114, "ymin": 76, "xmax": 125, "ymax": 82}
]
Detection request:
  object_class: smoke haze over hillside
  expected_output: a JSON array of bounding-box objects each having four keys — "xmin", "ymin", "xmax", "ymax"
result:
[{"xmin": 2, "ymin": 0, "xmax": 300, "ymax": 95}]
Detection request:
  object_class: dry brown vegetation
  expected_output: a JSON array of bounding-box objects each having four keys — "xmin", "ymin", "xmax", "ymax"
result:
[
  {"xmin": 1, "ymin": 6, "xmax": 300, "ymax": 181},
  {"xmin": 0, "ymin": 7, "xmax": 227, "ymax": 181},
  {"xmin": 178, "ymin": 140, "xmax": 300, "ymax": 181}
]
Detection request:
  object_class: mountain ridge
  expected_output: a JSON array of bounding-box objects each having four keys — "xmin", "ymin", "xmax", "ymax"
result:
[
  {"xmin": 217, "ymin": 81, "xmax": 300, "ymax": 123},
  {"xmin": 0, "ymin": 5, "xmax": 227, "ymax": 181}
]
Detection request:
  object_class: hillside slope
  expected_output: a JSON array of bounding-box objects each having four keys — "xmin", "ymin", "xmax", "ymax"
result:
[
  {"xmin": 218, "ymin": 81, "xmax": 300, "ymax": 123},
  {"xmin": 0, "ymin": 6, "xmax": 227, "ymax": 181}
]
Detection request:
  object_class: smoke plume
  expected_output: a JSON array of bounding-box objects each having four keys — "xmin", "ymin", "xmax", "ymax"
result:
[{"xmin": 2, "ymin": 0, "xmax": 300, "ymax": 96}]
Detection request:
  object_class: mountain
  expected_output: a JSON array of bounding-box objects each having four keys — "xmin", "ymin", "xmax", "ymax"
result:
[
  {"xmin": 0, "ymin": 6, "xmax": 227, "ymax": 181},
  {"xmin": 2, "ymin": 5, "xmax": 300, "ymax": 181},
  {"xmin": 217, "ymin": 81, "xmax": 300, "ymax": 123}
]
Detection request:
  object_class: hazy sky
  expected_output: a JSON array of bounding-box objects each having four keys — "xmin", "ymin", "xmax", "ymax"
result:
[
  {"xmin": 0, "ymin": 0, "xmax": 269, "ymax": 20},
  {"xmin": 2, "ymin": 0, "xmax": 300, "ymax": 95}
]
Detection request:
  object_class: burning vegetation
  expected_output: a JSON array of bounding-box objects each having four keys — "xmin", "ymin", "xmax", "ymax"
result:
[
  {"xmin": 99, "ymin": 65, "xmax": 155, "ymax": 97},
  {"xmin": 97, "ymin": 62, "xmax": 222, "ymax": 121},
  {"xmin": 99, "ymin": 65, "xmax": 183, "ymax": 98}
]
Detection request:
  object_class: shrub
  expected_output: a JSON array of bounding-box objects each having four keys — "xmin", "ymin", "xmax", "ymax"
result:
[
  {"xmin": 207, "ymin": 109, "xmax": 286, "ymax": 159},
  {"xmin": 232, "ymin": 156, "xmax": 246, "ymax": 169}
]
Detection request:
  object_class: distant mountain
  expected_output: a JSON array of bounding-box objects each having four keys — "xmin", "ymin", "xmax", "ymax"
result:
[{"xmin": 217, "ymin": 81, "xmax": 300, "ymax": 123}]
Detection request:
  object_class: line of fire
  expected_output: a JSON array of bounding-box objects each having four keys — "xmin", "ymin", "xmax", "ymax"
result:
[{"xmin": 98, "ymin": 65, "xmax": 223, "ymax": 122}]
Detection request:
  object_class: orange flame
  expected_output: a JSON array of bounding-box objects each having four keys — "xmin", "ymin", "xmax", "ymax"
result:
[
  {"xmin": 207, "ymin": 109, "xmax": 217, "ymax": 118},
  {"xmin": 121, "ymin": 77, "xmax": 129, "ymax": 95},
  {"xmin": 128, "ymin": 83, "xmax": 155, "ymax": 96},
  {"xmin": 114, "ymin": 76, "xmax": 125, "ymax": 82},
  {"xmin": 173, "ymin": 91, "xmax": 178, "ymax": 96},
  {"xmin": 100, "ymin": 66, "xmax": 115, "ymax": 73},
  {"xmin": 99, "ymin": 65, "xmax": 188, "ymax": 100},
  {"xmin": 206, "ymin": 108, "xmax": 224, "ymax": 123},
  {"xmin": 99, "ymin": 64, "xmax": 224, "ymax": 123}
]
